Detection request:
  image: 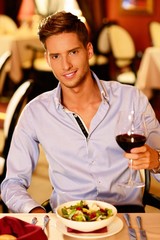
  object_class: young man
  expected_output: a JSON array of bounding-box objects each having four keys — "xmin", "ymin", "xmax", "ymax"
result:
[{"xmin": 1, "ymin": 11, "xmax": 160, "ymax": 213}]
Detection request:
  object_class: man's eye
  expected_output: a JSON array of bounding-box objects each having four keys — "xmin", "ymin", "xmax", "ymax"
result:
[
  {"xmin": 70, "ymin": 50, "xmax": 78, "ymax": 55},
  {"xmin": 52, "ymin": 55, "xmax": 59, "ymax": 59}
]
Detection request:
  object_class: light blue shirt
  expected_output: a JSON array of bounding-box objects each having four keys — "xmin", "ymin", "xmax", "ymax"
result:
[{"xmin": 1, "ymin": 73, "xmax": 160, "ymax": 213}]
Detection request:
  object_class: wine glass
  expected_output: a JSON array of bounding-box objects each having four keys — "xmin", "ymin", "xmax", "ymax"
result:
[{"xmin": 115, "ymin": 110, "xmax": 147, "ymax": 188}]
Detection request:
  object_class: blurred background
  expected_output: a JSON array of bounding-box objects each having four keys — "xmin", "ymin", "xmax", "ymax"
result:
[
  {"xmin": 0, "ymin": 0, "xmax": 159, "ymax": 50},
  {"xmin": 0, "ymin": 0, "xmax": 160, "ymax": 213}
]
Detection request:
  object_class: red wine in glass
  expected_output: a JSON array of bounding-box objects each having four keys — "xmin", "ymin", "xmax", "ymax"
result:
[
  {"xmin": 116, "ymin": 133, "xmax": 146, "ymax": 153},
  {"xmin": 115, "ymin": 110, "xmax": 147, "ymax": 188}
]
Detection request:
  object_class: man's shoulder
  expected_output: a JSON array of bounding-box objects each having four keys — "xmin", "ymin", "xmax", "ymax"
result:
[
  {"xmin": 101, "ymin": 80, "xmax": 138, "ymax": 92},
  {"xmin": 32, "ymin": 89, "xmax": 55, "ymax": 102},
  {"xmin": 26, "ymin": 89, "xmax": 56, "ymax": 111}
]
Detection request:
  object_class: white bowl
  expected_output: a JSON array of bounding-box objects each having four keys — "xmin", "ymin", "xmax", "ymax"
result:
[{"xmin": 56, "ymin": 200, "xmax": 117, "ymax": 232}]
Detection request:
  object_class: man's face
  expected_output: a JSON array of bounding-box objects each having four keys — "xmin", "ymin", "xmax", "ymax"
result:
[{"xmin": 45, "ymin": 32, "xmax": 93, "ymax": 89}]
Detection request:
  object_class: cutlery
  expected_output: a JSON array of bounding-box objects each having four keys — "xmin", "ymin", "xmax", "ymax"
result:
[
  {"xmin": 136, "ymin": 216, "xmax": 147, "ymax": 240},
  {"xmin": 123, "ymin": 213, "xmax": 137, "ymax": 240},
  {"xmin": 42, "ymin": 215, "xmax": 50, "ymax": 231},
  {"xmin": 31, "ymin": 217, "xmax": 38, "ymax": 225}
]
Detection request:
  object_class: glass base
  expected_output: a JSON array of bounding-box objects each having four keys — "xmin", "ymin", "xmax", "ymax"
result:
[{"xmin": 118, "ymin": 181, "xmax": 145, "ymax": 188}]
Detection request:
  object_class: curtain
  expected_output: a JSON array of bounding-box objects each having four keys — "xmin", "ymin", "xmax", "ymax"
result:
[
  {"xmin": 77, "ymin": 0, "xmax": 106, "ymax": 40},
  {"xmin": 4, "ymin": 0, "xmax": 22, "ymax": 26}
]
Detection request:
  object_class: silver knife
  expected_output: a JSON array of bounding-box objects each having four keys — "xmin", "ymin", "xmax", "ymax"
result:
[
  {"xmin": 42, "ymin": 215, "xmax": 50, "ymax": 231},
  {"xmin": 136, "ymin": 216, "xmax": 147, "ymax": 240},
  {"xmin": 123, "ymin": 213, "xmax": 137, "ymax": 240}
]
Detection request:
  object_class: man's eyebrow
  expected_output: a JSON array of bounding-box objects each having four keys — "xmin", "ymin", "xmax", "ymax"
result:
[
  {"xmin": 69, "ymin": 47, "xmax": 81, "ymax": 51},
  {"xmin": 49, "ymin": 52, "xmax": 59, "ymax": 57},
  {"xmin": 48, "ymin": 47, "xmax": 81, "ymax": 56}
]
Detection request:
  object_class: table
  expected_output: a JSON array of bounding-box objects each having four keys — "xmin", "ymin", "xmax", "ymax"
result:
[
  {"xmin": 136, "ymin": 47, "xmax": 160, "ymax": 99},
  {"xmin": 0, "ymin": 26, "xmax": 43, "ymax": 84},
  {"xmin": 0, "ymin": 213, "xmax": 159, "ymax": 239}
]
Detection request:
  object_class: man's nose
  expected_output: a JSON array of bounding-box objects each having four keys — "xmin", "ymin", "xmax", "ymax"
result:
[{"xmin": 61, "ymin": 56, "xmax": 72, "ymax": 70}]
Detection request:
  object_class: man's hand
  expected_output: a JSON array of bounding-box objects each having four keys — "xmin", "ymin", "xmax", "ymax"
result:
[{"xmin": 124, "ymin": 144, "xmax": 159, "ymax": 170}]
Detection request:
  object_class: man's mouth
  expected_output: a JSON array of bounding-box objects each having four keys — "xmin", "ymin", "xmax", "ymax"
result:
[{"xmin": 63, "ymin": 70, "xmax": 77, "ymax": 78}]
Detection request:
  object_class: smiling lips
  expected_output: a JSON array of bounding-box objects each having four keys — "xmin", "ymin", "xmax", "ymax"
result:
[{"xmin": 63, "ymin": 70, "xmax": 77, "ymax": 79}]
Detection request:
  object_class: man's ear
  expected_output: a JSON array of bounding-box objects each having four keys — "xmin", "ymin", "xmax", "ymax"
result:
[{"xmin": 87, "ymin": 42, "xmax": 94, "ymax": 60}]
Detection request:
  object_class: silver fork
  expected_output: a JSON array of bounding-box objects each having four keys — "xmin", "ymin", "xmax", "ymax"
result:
[
  {"xmin": 31, "ymin": 217, "xmax": 38, "ymax": 225},
  {"xmin": 42, "ymin": 215, "xmax": 50, "ymax": 231}
]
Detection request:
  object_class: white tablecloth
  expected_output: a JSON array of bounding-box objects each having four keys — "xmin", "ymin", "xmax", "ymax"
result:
[
  {"xmin": 0, "ymin": 213, "xmax": 160, "ymax": 239},
  {"xmin": 136, "ymin": 47, "xmax": 160, "ymax": 99},
  {"xmin": 0, "ymin": 27, "xmax": 43, "ymax": 83}
]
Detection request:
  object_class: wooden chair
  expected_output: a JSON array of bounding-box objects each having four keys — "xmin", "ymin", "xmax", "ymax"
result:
[
  {"xmin": 0, "ymin": 75, "xmax": 57, "ymax": 212},
  {"xmin": 0, "ymin": 15, "xmax": 17, "ymax": 35},
  {"xmin": 108, "ymin": 25, "xmax": 142, "ymax": 85},
  {"xmin": 0, "ymin": 79, "xmax": 35, "ymax": 212},
  {"xmin": 0, "ymin": 51, "xmax": 12, "ymax": 95},
  {"xmin": 149, "ymin": 21, "xmax": 160, "ymax": 47},
  {"xmin": 90, "ymin": 21, "xmax": 118, "ymax": 80},
  {"xmin": 142, "ymin": 170, "xmax": 160, "ymax": 210},
  {"xmin": 22, "ymin": 45, "xmax": 59, "ymax": 92}
]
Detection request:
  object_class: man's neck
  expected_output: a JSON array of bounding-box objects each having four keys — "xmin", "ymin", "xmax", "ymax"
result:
[{"xmin": 61, "ymin": 78, "xmax": 100, "ymax": 110}]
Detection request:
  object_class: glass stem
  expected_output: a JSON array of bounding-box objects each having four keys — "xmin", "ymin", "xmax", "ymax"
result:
[{"xmin": 128, "ymin": 159, "xmax": 133, "ymax": 185}]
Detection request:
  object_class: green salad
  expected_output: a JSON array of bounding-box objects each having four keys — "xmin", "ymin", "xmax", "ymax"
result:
[{"xmin": 61, "ymin": 200, "xmax": 113, "ymax": 222}]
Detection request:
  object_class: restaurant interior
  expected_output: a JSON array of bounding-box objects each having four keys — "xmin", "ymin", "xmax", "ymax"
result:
[{"xmin": 0, "ymin": 0, "xmax": 160, "ymax": 217}]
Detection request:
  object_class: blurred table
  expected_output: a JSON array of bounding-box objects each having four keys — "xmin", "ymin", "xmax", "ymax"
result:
[
  {"xmin": 136, "ymin": 47, "xmax": 160, "ymax": 99},
  {"xmin": 0, "ymin": 26, "xmax": 43, "ymax": 83},
  {"xmin": 0, "ymin": 213, "xmax": 160, "ymax": 239}
]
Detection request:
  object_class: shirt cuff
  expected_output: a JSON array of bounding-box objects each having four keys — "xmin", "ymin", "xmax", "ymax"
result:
[
  {"xmin": 20, "ymin": 200, "xmax": 45, "ymax": 213},
  {"xmin": 150, "ymin": 149, "xmax": 160, "ymax": 174}
]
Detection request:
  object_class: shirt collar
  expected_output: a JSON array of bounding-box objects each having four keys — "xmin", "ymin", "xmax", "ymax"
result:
[
  {"xmin": 92, "ymin": 71, "xmax": 109, "ymax": 103},
  {"xmin": 53, "ymin": 71, "xmax": 109, "ymax": 109},
  {"xmin": 54, "ymin": 83, "xmax": 62, "ymax": 109}
]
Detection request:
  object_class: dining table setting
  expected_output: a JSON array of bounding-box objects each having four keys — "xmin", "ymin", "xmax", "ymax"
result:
[
  {"xmin": 0, "ymin": 23, "xmax": 44, "ymax": 84},
  {"xmin": 136, "ymin": 47, "xmax": 160, "ymax": 100},
  {"xmin": 0, "ymin": 212, "xmax": 159, "ymax": 239}
]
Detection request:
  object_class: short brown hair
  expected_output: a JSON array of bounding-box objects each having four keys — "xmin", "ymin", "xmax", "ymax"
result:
[{"xmin": 38, "ymin": 11, "xmax": 89, "ymax": 49}]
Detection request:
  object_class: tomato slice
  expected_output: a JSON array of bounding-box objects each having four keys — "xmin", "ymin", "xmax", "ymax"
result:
[{"xmin": 90, "ymin": 212, "xmax": 96, "ymax": 219}]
